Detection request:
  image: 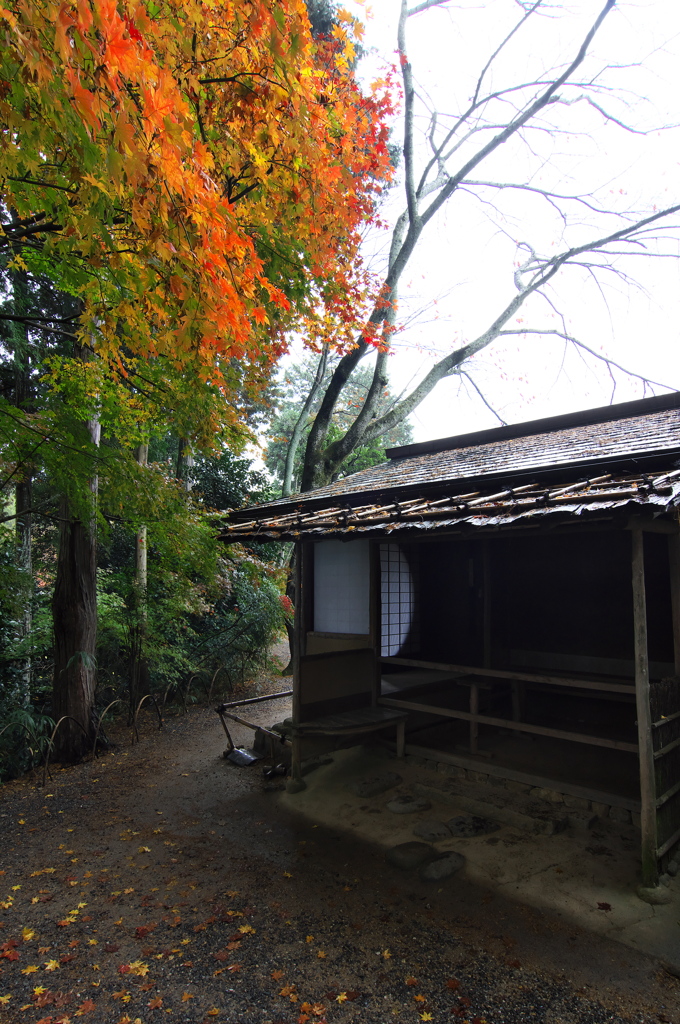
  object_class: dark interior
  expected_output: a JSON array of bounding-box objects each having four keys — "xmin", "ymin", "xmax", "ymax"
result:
[{"xmin": 380, "ymin": 528, "xmax": 676, "ymax": 800}]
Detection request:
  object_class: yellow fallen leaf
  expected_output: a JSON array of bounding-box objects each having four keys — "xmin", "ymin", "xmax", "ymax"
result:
[
  {"xmin": 88, "ymin": 939, "xmax": 98, "ymax": 946},
  {"xmin": 305, "ymin": 935, "xmax": 314, "ymax": 943},
  {"xmin": 181, "ymin": 992, "xmax": 194, "ymax": 1001},
  {"xmin": 383, "ymin": 949, "xmax": 391, "ymax": 959},
  {"xmin": 206, "ymin": 1010, "xmax": 220, "ymax": 1017},
  {"xmin": 33, "ymin": 986, "xmax": 47, "ymax": 995},
  {"xmin": 0, "ymin": 994, "xmax": 11, "ymax": 1005},
  {"xmin": 238, "ymin": 924, "xmax": 255, "ymax": 934},
  {"xmin": 138, "ymin": 847, "xmax": 151, "ymax": 854},
  {"xmin": 420, "ymin": 1014, "xmax": 433, "ymax": 1022},
  {"xmin": 21, "ymin": 965, "xmax": 39, "ymax": 975},
  {"xmin": 22, "ymin": 928, "xmax": 36, "ymax": 941},
  {"xmin": 283, "ymin": 872, "xmax": 292, "ymax": 878},
  {"xmin": 317, "ymin": 950, "xmax": 326, "ymax": 959},
  {"xmin": 336, "ymin": 992, "xmax": 348, "ymax": 1003}
]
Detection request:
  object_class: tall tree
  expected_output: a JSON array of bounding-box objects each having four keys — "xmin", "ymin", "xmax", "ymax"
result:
[
  {"xmin": 267, "ymin": 351, "xmax": 413, "ymax": 496},
  {"xmin": 298, "ymin": 0, "xmax": 680, "ymax": 491},
  {"xmin": 0, "ymin": 0, "xmax": 393, "ymax": 756}
]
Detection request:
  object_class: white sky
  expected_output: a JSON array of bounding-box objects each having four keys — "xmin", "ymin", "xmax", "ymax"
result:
[{"xmin": 322, "ymin": 0, "xmax": 680, "ymax": 443}]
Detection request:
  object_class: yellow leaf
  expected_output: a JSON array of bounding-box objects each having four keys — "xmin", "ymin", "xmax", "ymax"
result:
[
  {"xmin": 283, "ymin": 871, "xmax": 292, "ymax": 878},
  {"xmin": 206, "ymin": 1010, "xmax": 220, "ymax": 1017},
  {"xmin": 181, "ymin": 992, "xmax": 194, "ymax": 1001},
  {"xmin": 21, "ymin": 965, "xmax": 39, "ymax": 975},
  {"xmin": 336, "ymin": 992, "xmax": 348, "ymax": 1003},
  {"xmin": 0, "ymin": 994, "xmax": 11, "ymax": 1004},
  {"xmin": 383, "ymin": 949, "xmax": 391, "ymax": 958},
  {"xmin": 45, "ymin": 959, "xmax": 60, "ymax": 971},
  {"xmin": 420, "ymin": 1015, "xmax": 433, "ymax": 1022},
  {"xmin": 316, "ymin": 950, "xmax": 326, "ymax": 959},
  {"xmin": 22, "ymin": 928, "xmax": 36, "ymax": 941},
  {"xmin": 305, "ymin": 935, "xmax": 314, "ymax": 943}
]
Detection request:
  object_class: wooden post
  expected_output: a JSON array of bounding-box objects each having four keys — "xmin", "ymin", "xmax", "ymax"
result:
[
  {"xmin": 668, "ymin": 532, "xmax": 680, "ymax": 676},
  {"xmin": 469, "ymin": 682, "xmax": 479, "ymax": 755},
  {"xmin": 482, "ymin": 541, "xmax": 491, "ymax": 669},
  {"xmin": 632, "ymin": 527, "xmax": 658, "ymax": 887},
  {"xmin": 288, "ymin": 541, "xmax": 306, "ymax": 793},
  {"xmin": 370, "ymin": 540, "xmax": 380, "ymax": 707}
]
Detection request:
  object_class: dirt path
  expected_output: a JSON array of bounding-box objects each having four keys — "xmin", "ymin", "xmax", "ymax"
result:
[{"xmin": 1, "ymin": 694, "xmax": 679, "ymax": 1024}]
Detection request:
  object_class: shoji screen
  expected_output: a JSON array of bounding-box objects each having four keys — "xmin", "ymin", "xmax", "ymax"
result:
[{"xmin": 313, "ymin": 540, "xmax": 370, "ymax": 634}]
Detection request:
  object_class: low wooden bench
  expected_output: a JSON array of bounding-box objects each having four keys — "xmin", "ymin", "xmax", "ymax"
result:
[{"xmin": 280, "ymin": 706, "xmax": 408, "ymax": 792}]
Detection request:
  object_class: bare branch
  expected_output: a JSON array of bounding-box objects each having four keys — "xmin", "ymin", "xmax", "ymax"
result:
[
  {"xmin": 498, "ymin": 328, "xmax": 676, "ymax": 392},
  {"xmin": 458, "ymin": 371, "xmax": 508, "ymax": 425}
]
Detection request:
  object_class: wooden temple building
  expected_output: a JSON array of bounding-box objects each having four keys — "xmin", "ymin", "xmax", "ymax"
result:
[{"xmin": 221, "ymin": 393, "xmax": 680, "ymax": 888}]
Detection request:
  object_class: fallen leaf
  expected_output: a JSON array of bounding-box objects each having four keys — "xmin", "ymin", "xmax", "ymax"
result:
[
  {"xmin": 148, "ymin": 996, "xmax": 163, "ymax": 1009},
  {"xmin": 21, "ymin": 965, "xmax": 39, "ymax": 975},
  {"xmin": 406, "ymin": 977, "xmax": 418, "ymax": 987},
  {"xmin": 181, "ymin": 992, "xmax": 194, "ymax": 1001},
  {"xmin": 597, "ymin": 902, "xmax": 612, "ymax": 912},
  {"xmin": 317, "ymin": 950, "xmax": 326, "ymax": 959},
  {"xmin": 271, "ymin": 969, "xmax": 284, "ymax": 980}
]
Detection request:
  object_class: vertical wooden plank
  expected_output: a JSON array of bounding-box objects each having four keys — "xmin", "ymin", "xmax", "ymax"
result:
[
  {"xmin": 288, "ymin": 541, "xmax": 306, "ymax": 792},
  {"xmin": 482, "ymin": 540, "xmax": 491, "ymax": 668},
  {"xmin": 369, "ymin": 540, "xmax": 380, "ymax": 707},
  {"xmin": 668, "ymin": 532, "xmax": 680, "ymax": 676},
  {"xmin": 632, "ymin": 527, "xmax": 658, "ymax": 887},
  {"xmin": 292, "ymin": 540, "xmax": 303, "ymax": 727},
  {"xmin": 469, "ymin": 682, "xmax": 479, "ymax": 755}
]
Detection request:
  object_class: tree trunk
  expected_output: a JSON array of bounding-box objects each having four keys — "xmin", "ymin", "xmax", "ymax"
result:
[
  {"xmin": 52, "ymin": 343, "xmax": 100, "ymax": 760},
  {"xmin": 177, "ymin": 438, "xmax": 194, "ymax": 492},
  {"xmin": 52, "ymin": 494, "xmax": 98, "ymax": 758},
  {"xmin": 129, "ymin": 443, "xmax": 149, "ymax": 715},
  {"xmin": 15, "ymin": 474, "xmax": 32, "ymax": 702}
]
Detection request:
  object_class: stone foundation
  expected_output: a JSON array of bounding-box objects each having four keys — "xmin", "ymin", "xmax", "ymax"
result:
[{"xmin": 402, "ymin": 754, "xmax": 639, "ymax": 828}]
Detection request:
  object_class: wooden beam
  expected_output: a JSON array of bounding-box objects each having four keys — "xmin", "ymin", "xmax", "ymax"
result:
[
  {"xmin": 631, "ymin": 526, "xmax": 658, "ymax": 887},
  {"xmin": 668, "ymin": 532, "xmax": 680, "ymax": 676},
  {"xmin": 378, "ymin": 695, "xmax": 639, "ymax": 753},
  {"xmin": 381, "ymin": 656, "xmax": 635, "ymax": 694},
  {"xmin": 656, "ymin": 823, "xmax": 680, "ymax": 862},
  {"xmin": 626, "ymin": 517, "xmax": 680, "ymax": 535}
]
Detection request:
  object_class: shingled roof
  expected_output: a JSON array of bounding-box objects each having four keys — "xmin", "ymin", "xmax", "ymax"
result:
[{"xmin": 221, "ymin": 392, "xmax": 680, "ymax": 541}]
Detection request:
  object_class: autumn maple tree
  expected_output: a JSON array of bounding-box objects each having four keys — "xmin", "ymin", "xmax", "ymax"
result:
[{"xmin": 0, "ymin": 0, "xmax": 393, "ymax": 757}]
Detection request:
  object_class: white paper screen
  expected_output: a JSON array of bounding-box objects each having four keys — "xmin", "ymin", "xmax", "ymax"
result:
[{"xmin": 313, "ymin": 540, "xmax": 370, "ymax": 634}]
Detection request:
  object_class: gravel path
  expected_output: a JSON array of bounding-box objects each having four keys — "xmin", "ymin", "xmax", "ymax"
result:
[{"xmin": 0, "ymin": 685, "xmax": 678, "ymax": 1024}]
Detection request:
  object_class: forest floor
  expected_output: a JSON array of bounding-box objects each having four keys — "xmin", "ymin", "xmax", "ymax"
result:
[{"xmin": 1, "ymin": 653, "xmax": 680, "ymax": 1024}]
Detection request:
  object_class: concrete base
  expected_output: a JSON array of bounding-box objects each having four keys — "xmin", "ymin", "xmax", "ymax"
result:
[{"xmin": 281, "ymin": 744, "xmax": 680, "ymax": 966}]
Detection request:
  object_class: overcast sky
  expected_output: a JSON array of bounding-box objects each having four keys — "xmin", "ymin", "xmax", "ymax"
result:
[{"xmin": 328, "ymin": 0, "xmax": 680, "ymax": 442}]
